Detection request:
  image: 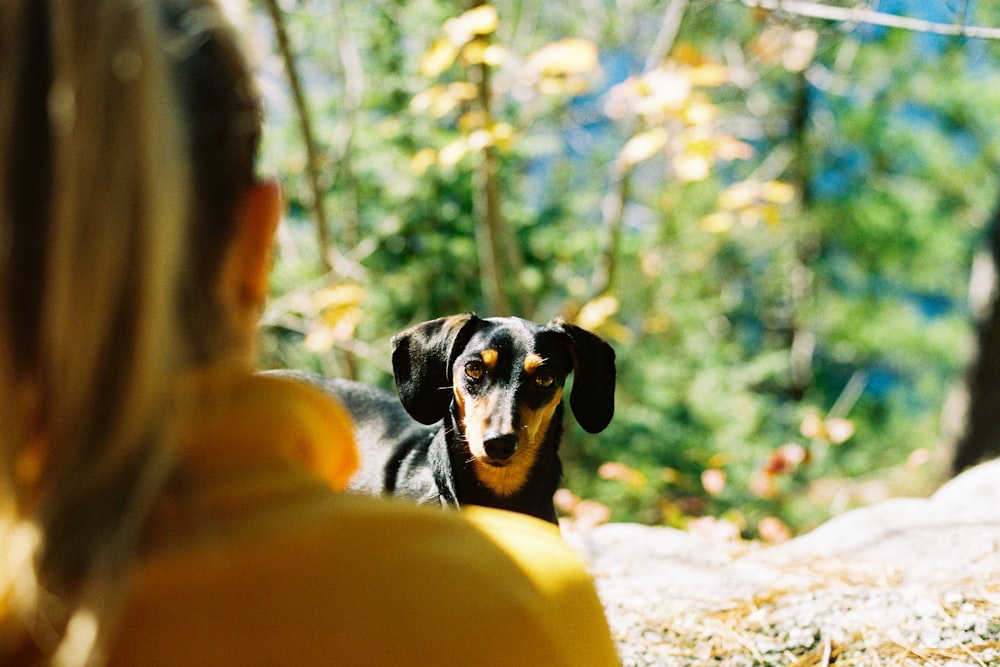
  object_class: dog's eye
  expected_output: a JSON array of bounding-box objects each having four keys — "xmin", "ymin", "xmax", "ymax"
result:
[
  {"xmin": 465, "ymin": 361, "xmax": 485, "ymax": 380},
  {"xmin": 534, "ymin": 371, "xmax": 554, "ymax": 388}
]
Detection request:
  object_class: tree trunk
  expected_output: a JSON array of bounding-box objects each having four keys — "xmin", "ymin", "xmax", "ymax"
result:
[
  {"xmin": 787, "ymin": 70, "xmax": 816, "ymax": 401},
  {"xmin": 951, "ymin": 199, "xmax": 1000, "ymax": 473},
  {"xmin": 466, "ymin": 0, "xmax": 522, "ymax": 316},
  {"xmin": 262, "ymin": 0, "xmax": 332, "ymax": 273}
]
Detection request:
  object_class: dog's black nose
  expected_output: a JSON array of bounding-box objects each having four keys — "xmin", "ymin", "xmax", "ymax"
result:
[{"xmin": 483, "ymin": 432, "xmax": 518, "ymax": 460}]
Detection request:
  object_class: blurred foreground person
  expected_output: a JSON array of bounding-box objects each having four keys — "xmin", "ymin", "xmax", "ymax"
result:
[{"xmin": 0, "ymin": 1, "xmax": 618, "ymax": 665}]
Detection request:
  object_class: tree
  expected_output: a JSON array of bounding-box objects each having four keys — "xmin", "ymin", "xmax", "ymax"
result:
[{"xmin": 952, "ymin": 199, "xmax": 1000, "ymax": 473}]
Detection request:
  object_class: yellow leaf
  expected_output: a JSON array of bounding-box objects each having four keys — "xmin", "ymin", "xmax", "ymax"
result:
[
  {"xmin": 764, "ymin": 204, "xmax": 784, "ymax": 226},
  {"xmin": 672, "ymin": 42, "xmax": 706, "ymax": 67},
  {"xmin": 457, "ymin": 110, "xmax": 489, "ymax": 131},
  {"xmin": 309, "ymin": 284, "xmax": 365, "ymax": 347},
  {"xmin": 410, "ymin": 85, "xmax": 463, "ymax": 119},
  {"xmin": 640, "ymin": 251, "xmax": 663, "ymax": 278},
  {"xmin": 643, "ymin": 314, "xmax": 671, "ymax": 335},
  {"xmin": 673, "ymin": 151, "xmax": 711, "ymax": 182},
  {"xmin": 310, "ymin": 283, "xmax": 365, "ymax": 312},
  {"xmin": 618, "ymin": 128, "xmax": 668, "ymax": 167},
  {"xmin": 320, "ymin": 306, "xmax": 362, "ymax": 336},
  {"xmin": 601, "ymin": 320, "xmax": 634, "ymax": 343},
  {"xmin": 448, "ymin": 81, "xmax": 479, "ymax": 101},
  {"xmin": 783, "ymin": 29, "xmax": 818, "ymax": 73},
  {"xmin": 444, "ymin": 5, "xmax": 498, "ymax": 46},
  {"xmin": 719, "ymin": 180, "xmax": 761, "ymax": 210},
  {"xmin": 490, "ymin": 122, "xmax": 515, "ymax": 150},
  {"xmin": 466, "ymin": 128, "xmax": 494, "ymax": 151},
  {"xmin": 707, "ymin": 452, "xmax": 729, "ymax": 468},
  {"xmin": 684, "ymin": 135, "xmax": 717, "ymax": 158},
  {"xmin": 304, "ymin": 326, "xmax": 336, "ymax": 353},
  {"xmin": 682, "ymin": 99, "xmax": 718, "ymax": 125},
  {"xmin": 482, "ymin": 44, "xmax": 508, "ymax": 66},
  {"xmin": 526, "ymin": 38, "xmax": 599, "ymax": 77},
  {"xmin": 688, "ymin": 63, "xmax": 729, "ymax": 87},
  {"xmin": 762, "ymin": 180, "xmax": 796, "ymax": 204},
  {"xmin": 575, "ymin": 294, "xmax": 619, "ymax": 331},
  {"xmin": 800, "ymin": 411, "xmax": 825, "ymax": 439},
  {"xmin": 460, "ymin": 4, "xmax": 499, "ymax": 34},
  {"xmin": 420, "ymin": 39, "xmax": 458, "ymax": 77},
  {"xmin": 410, "ymin": 148, "xmax": 436, "ymax": 175},
  {"xmin": 752, "ymin": 25, "xmax": 789, "ymax": 64},
  {"xmin": 701, "ymin": 211, "xmax": 734, "ymax": 233},
  {"xmin": 409, "ymin": 86, "xmax": 439, "ymax": 113},
  {"xmin": 636, "ymin": 68, "xmax": 691, "ymax": 114},
  {"xmin": 659, "ymin": 467, "xmax": 680, "ymax": 484},
  {"xmin": 536, "ymin": 76, "xmax": 576, "ymax": 96},
  {"xmin": 460, "ymin": 39, "xmax": 488, "ymax": 65},
  {"xmin": 737, "ymin": 202, "xmax": 770, "ymax": 227},
  {"xmin": 437, "ymin": 138, "xmax": 468, "ymax": 167},
  {"xmin": 304, "ymin": 310, "xmax": 363, "ymax": 351}
]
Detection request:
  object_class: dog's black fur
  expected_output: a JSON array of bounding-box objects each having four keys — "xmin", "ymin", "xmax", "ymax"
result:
[{"xmin": 267, "ymin": 313, "xmax": 615, "ymax": 524}]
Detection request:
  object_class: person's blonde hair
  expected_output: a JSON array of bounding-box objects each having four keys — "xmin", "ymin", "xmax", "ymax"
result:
[{"xmin": 0, "ymin": 0, "xmax": 189, "ymax": 664}]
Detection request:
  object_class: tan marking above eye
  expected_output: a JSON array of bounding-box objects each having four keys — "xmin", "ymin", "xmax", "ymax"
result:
[
  {"xmin": 480, "ymin": 348, "xmax": 499, "ymax": 370},
  {"xmin": 523, "ymin": 353, "xmax": 544, "ymax": 373},
  {"xmin": 465, "ymin": 360, "xmax": 485, "ymax": 380}
]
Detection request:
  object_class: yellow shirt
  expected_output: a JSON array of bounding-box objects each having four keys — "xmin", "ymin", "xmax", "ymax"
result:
[{"xmin": 109, "ymin": 372, "xmax": 618, "ymax": 666}]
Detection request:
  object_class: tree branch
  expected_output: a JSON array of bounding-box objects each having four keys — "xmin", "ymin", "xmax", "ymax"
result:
[
  {"xmin": 590, "ymin": 0, "xmax": 690, "ymax": 300},
  {"xmin": 261, "ymin": 0, "xmax": 333, "ymax": 273},
  {"xmin": 466, "ymin": 0, "xmax": 524, "ymax": 316},
  {"xmin": 327, "ymin": 0, "xmax": 364, "ymax": 248},
  {"xmin": 646, "ymin": 0, "xmax": 691, "ymax": 70},
  {"xmin": 743, "ymin": 0, "xmax": 1000, "ymax": 40}
]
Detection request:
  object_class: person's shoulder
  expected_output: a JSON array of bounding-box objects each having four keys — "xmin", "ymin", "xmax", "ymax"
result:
[
  {"xmin": 306, "ymin": 497, "xmax": 620, "ymax": 665},
  {"xmin": 114, "ymin": 494, "xmax": 618, "ymax": 666}
]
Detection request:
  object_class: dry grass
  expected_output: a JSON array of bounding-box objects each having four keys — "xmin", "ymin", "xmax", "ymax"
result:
[{"xmin": 604, "ymin": 565, "xmax": 1000, "ymax": 666}]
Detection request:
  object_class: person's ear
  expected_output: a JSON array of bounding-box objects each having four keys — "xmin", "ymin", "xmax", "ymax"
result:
[{"xmin": 235, "ymin": 179, "xmax": 282, "ymax": 307}]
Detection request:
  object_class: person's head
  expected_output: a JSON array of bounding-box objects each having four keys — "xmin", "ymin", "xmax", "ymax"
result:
[
  {"xmin": 0, "ymin": 0, "xmax": 277, "ymax": 662},
  {"xmin": 163, "ymin": 0, "xmax": 280, "ymax": 366}
]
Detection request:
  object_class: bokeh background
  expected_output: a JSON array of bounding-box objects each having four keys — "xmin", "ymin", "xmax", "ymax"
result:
[{"xmin": 227, "ymin": 0, "xmax": 1000, "ymax": 540}]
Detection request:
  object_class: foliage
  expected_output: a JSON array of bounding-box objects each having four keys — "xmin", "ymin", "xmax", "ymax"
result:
[{"xmin": 246, "ymin": 0, "xmax": 1000, "ymax": 539}]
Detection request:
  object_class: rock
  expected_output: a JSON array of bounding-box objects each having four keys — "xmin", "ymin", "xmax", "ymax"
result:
[{"xmin": 566, "ymin": 460, "xmax": 1000, "ymax": 666}]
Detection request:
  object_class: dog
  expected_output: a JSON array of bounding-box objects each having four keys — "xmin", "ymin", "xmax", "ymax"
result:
[{"xmin": 269, "ymin": 313, "xmax": 615, "ymax": 524}]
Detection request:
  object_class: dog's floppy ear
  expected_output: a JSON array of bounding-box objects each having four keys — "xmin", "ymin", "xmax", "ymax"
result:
[
  {"xmin": 391, "ymin": 313, "xmax": 480, "ymax": 424},
  {"xmin": 550, "ymin": 318, "xmax": 616, "ymax": 433}
]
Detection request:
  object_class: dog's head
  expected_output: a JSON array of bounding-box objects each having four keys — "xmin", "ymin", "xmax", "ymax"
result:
[{"xmin": 391, "ymin": 313, "xmax": 616, "ymax": 496}]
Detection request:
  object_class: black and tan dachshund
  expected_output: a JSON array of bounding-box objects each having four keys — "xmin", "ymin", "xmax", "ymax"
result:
[{"xmin": 270, "ymin": 313, "xmax": 615, "ymax": 524}]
